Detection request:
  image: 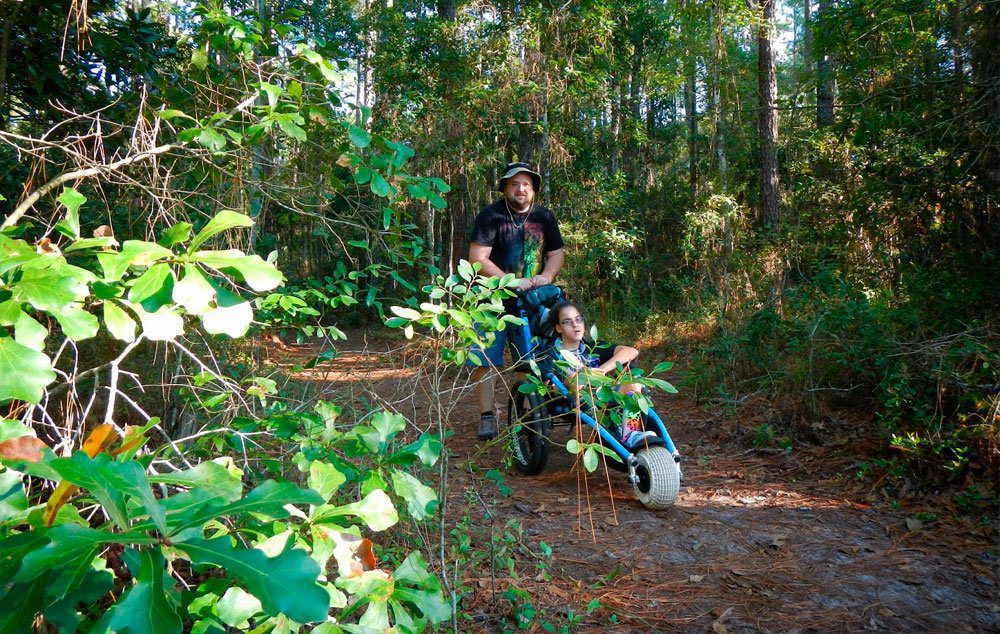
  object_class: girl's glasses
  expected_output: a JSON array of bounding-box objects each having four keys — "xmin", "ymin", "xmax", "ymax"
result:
[{"xmin": 559, "ymin": 316, "xmax": 584, "ymax": 326}]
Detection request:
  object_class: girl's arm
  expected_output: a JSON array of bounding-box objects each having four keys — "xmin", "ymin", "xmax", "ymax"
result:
[{"xmin": 596, "ymin": 345, "xmax": 638, "ymax": 375}]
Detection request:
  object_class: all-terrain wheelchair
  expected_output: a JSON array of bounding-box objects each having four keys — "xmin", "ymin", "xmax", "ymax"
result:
[{"xmin": 503, "ymin": 286, "xmax": 683, "ymax": 508}]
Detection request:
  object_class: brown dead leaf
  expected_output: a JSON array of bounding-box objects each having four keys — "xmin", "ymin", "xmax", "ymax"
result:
[
  {"xmin": 533, "ymin": 504, "xmax": 547, "ymax": 514},
  {"xmin": 712, "ymin": 623, "xmax": 728, "ymax": 634},
  {"xmin": 879, "ymin": 608, "xmax": 895, "ymax": 617},
  {"xmin": 0, "ymin": 436, "xmax": 46, "ymax": 463},
  {"xmin": 711, "ymin": 606, "xmax": 733, "ymax": 633},
  {"xmin": 730, "ymin": 569, "xmax": 748, "ymax": 576},
  {"xmin": 336, "ymin": 154, "xmax": 353, "ymax": 168},
  {"xmin": 35, "ymin": 238, "xmax": 60, "ymax": 255},
  {"xmin": 688, "ymin": 574, "xmax": 704, "ymax": 583},
  {"xmin": 905, "ymin": 517, "xmax": 923, "ymax": 532},
  {"xmin": 93, "ymin": 225, "xmax": 114, "ymax": 238},
  {"xmin": 82, "ymin": 424, "xmax": 119, "ymax": 458},
  {"xmin": 603, "ymin": 516, "xmax": 619, "ymax": 527}
]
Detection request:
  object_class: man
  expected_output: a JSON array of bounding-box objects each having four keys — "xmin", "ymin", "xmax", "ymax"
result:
[{"xmin": 468, "ymin": 162, "xmax": 565, "ymax": 439}]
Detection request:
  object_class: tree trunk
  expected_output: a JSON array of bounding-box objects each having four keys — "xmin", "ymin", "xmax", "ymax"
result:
[
  {"xmin": 710, "ymin": 0, "xmax": 726, "ymax": 193},
  {"xmin": 816, "ymin": 0, "xmax": 835, "ymax": 126},
  {"xmin": 758, "ymin": 0, "xmax": 780, "ymax": 229},
  {"xmin": 685, "ymin": 55, "xmax": 698, "ymax": 198},
  {"xmin": 971, "ymin": 0, "xmax": 999, "ymax": 238}
]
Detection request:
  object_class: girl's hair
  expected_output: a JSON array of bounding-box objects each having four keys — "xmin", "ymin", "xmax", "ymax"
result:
[{"xmin": 552, "ymin": 301, "xmax": 585, "ymax": 324}]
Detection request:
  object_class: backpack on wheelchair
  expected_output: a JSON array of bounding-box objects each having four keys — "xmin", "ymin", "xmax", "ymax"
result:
[{"xmin": 505, "ymin": 286, "xmax": 683, "ymax": 508}]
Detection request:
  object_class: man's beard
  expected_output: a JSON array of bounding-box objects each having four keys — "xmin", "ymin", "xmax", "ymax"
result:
[{"xmin": 506, "ymin": 196, "xmax": 533, "ymax": 213}]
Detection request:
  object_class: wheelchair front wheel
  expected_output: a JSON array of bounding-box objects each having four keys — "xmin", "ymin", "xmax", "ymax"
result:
[
  {"xmin": 507, "ymin": 383, "xmax": 551, "ymax": 476},
  {"xmin": 633, "ymin": 446, "xmax": 680, "ymax": 508}
]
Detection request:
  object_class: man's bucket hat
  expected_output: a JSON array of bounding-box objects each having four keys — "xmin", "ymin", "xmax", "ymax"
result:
[{"xmin": 498, "ymin": 161, "xmax": 542, "ymax": 192}]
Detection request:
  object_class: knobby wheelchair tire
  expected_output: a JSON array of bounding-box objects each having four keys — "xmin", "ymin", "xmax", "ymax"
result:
[
  {"xmin": 507, "ymin": 383, "xmax": 551, "ymax": 476},
  {"xmin": 633, "ymin": 446, "xmax": 680, "ymax": 508}
]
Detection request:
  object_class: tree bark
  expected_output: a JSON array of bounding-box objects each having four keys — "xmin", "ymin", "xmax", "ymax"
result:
[
  {"xmin": 971, "ymin": 0, "xmax": 999, "ymax": 237},
  {"xmin": 710, "ymin": 0, "xmax": 726, "ymax": 193},
  {"xmin": 816, "ymin": 0, "xmax": 835, "ymax": 126},
  {"xmin": 757, "ymin": 0, "xmax": 780, "ymax": 229},
  {"xmin": 685, "ymin": 54, "xmax": 698, "ymax": 198}
]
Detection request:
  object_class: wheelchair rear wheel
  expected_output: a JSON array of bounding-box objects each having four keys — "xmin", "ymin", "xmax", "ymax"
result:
[
  {"xmin": 633, "ymin": 446, "xmax": 680, "ymax": 508},
  {"xmin": 507, "ymin": 383, "xmax": 551, "ymax": 476}
]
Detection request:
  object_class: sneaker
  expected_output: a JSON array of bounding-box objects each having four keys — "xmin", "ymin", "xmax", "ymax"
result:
[
  {"xmin": 622, "ymin": 429, "xmax": 658, "ymax": 449},
  {"xmin": 477, "ymin": 412, "xmax": 498, "ymax": 440}
]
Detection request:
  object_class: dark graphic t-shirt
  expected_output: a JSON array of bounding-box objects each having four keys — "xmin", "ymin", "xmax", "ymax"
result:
[{"xmin": 470, "ymin": 200, "xmax": 564, "ymax": 278}]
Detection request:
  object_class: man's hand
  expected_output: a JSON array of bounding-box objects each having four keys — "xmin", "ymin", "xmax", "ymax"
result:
[
  {"xmin": 514, "ymin": 277, "xmax": 534, "ymax": 292},
  {"xmin": 528, "ymin": 274, "xmax": 551, "ymax": 288}
]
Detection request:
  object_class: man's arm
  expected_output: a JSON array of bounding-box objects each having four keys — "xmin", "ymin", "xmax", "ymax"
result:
[{"xmin": 469, "ymin": 242, "xmax": 506, "ymax": 278}]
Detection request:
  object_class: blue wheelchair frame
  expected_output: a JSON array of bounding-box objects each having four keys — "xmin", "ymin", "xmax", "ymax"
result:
[{"xmin": 510, "ymin": 293, "xmax": 682, "ymax": 481}]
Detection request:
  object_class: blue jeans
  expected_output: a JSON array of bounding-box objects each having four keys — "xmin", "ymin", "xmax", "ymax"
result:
[{"xmin": 468, "ymin": 320, "xmax": 529, "ymax": 368}]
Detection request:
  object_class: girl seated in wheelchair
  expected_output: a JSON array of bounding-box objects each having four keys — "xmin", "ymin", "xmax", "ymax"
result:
[{"xmin": 548, "ymin": 301, "xmax": 658, "ymax": 448}]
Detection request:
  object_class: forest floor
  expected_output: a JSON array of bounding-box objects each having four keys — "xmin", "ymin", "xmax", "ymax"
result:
[{"xmin": 273, "ymin": 332, "xmax": 999, "ymax": 633}]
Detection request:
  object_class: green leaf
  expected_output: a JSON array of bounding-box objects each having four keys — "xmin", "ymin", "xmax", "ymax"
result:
[
  {"xmin": 63, "ymin": 237, "xmax": 117, "ymax": 253},
  {"xmin": 309, "ymin": 461, "xmax": 347, "ymax": 502},
  {"xmin": 348, "ymin": 125, "xmax": 370, "ymax": 148},
  {"xmin": 652, "ymin": 361, "xmax": 674, "ymax": 374},
  {"xmin": 148, "ymin": 458, "xmax": 244, "ymax": 503},
  {"xmin": 50, "ymin": 452, "xmax": 166, "ymax": 533},
  {"xmin": 191, "ymin": 250, "xmax": 282, "ymax": 292},
  {"xmin": 259, "ymin": 82, "xmax": 283, "ymax": 109},
  {"xmin": 134, "ymin": 305, "xmax": 184, "ymax": 341},
  {"xmin": 202, "ymin": 301, "xmax": 253, "ymax": 338},
  {"xmin": 159, "ymin": 222, "xmax": 192, "ymax": 247},
  {"xmin": 15, "ymin": 267, "xmax": 84, "ymax": 311},
  {"xmin": 389, "ymin": 305, "xmax": 420, "ymax": 321},
  {"xmin": 287, "ymin": 80, "xmax": 302, "ymax": 101},
  {"xmin": 156, "ymin": 109, "xmax": 195, "ymax": 121},
  {"xmin": 369, "ymin": 410, "xmax": 406, "ymax": 447},
  {"xmin": 389, "ymin": 470, "xmax": 438, "ymax": 520},
  {"xmin": 14, "ymin": 311, "xmax": 48, "ymax": 351},
  {"xmin": 167, "ymin": 480, "xmax": 322, "ymax": 535},
  {"xmin": 107, "ymin": 548, "xmax": 182, "ymax": 634},
  {"xmin": 393, "ymin": 551, "xmax": 450, "ymax": 625},
  {"xmin": 0, "ymin": 469, "xmax": 28, "ymax": 523},
  {"xmin": 50, "ymin": 305, "xmax": 99, "ymax": 341},
  {"xmin": 190, "ymin": 211, "xmax": 254, "ymax": 253},
  {"xmin": 218, "ymin": 586, "xmax": 263, "ymax": 628},
  {"xmin": 57, "ymin": 187, "xmax": 86, "ymax": 239},
  {"xmin": 276, "ymin": 116, "xmax": 307, "ymax": 142},
  {"xmin": 197, "ymin": 127, "xmax": 227, "ymax": 152},
  {"xmin": 566, "ymin": 439, "xmax": 582, "ymax": 454},
  {"xmin": 191, "ymin": 47, "xmax": 208, "ymax": 70},
  {"xmin": 583, "ymin": 446, "xmax": 598, "ymax": 472},
  {"xmin": 173, "ymin": 265, "xmax": 216, "ymax": 314},
  {"xmin": 103, "ymin": 301, "xmax": 137, "ymax": 342},
  {"xmin": 174, "ymin": 537, "xmax": 329, "ymax": 623},
  {"xmin": 0, "ymin": 337, "xmax": 56, "ymax": 403},
  {"xmin": 387, "ymin": 435, "xmax": 441, "ymax": 468},
  {"xmin": 313, "ymin": 488, "xmax": 398, "ymax": 531},
  {"xmin": 128, "ymin": 263, "xmax": 173, "ymax": 304},
  {"xmin": 642, "ymin": 376, "xmax": 678, "ymax": 394},
  {"xmin": 370, "ymin": 173, "xmax": 392, "ymax": 198}
]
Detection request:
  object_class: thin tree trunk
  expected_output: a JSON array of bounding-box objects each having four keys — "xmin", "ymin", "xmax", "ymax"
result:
[
  {"xmin": 685, "ymin": 57, "xmax": 698, "ymax": 198},
  {"xmin": 710, "ymin": 0, "xmax": 726, "ymax": 193},
  {"xmin": 816, "ymin": 0, "xmax": 835, "ymax": 126},
  {"xmin": 758, "ymin": 0, "xmax": 780, "ymax": 229},
  {"xmin": 971, "ymin": 0, "xmax": 999, "ymax": 238}
]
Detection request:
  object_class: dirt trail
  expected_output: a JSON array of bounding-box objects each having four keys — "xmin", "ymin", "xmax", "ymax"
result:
[{"xmin": 278, "ymin": 336, "xmax": 999, "ymax": 632}]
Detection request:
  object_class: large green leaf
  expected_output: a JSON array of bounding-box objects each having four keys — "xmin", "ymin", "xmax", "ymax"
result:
[
  {"xmin": 308, "ymin": 460, "xmax": 348, "ymax": 502},
  {"xmin": 103, "ymin": 301, "xmax": 138, "ymax": 342},
  {"xmin": 14, "ymin": 311, "xmax": 48, "ymax": 351},
  {"xmin": 107, "ymin": 548, "xmax": 182, "ymax": 634},
  {"xmin": 188, "ymin": 210, "xmax": 254, "ymax": 252},
  {"xmin": 191, "ymin": 250, "xmax": 283, "ymax": 292},
  {"xmin": 42, "ymin": 568, "xmax": 114, "ymax": 633},
  {"xmin": 49, "ymin": 452, "xmax": 166, "ymax": 533},
  {"xmin": 201, "ymin": 301, "xmax": 253, "ymax": 338},
  {"xmin": 56, "ymin": 187, "xmax": 85, "ymax": 239},
  {"xmin": 174, "ymin": 536, "xmax": 329, "ymax": 623},
  {"xmin": 217, "ymin": 587, "xmax": 263, "ymax": 628},
  {"xmin": 392, "ymin": 551, "xmax": 450, "ymax": 626},
  {"xmin": 389, "ymin": 470, "xmax": 438, "ymax": 520},
  {"xmin": 312, "ymin": 489, "xmax": 398, "ymax": 532},
  {"xmin": 173, "ymin": 265, "xmax": 216, "ymax": 314},
  {"xmin": 50, "ymin": 304, "xmax": 99, "ymax": 341},
  {"xmin": 128, "ymin": 262, "xmax": 173, "ymax": 304},
  {"xmin": 15, "ymin": 267, "xmax": 83, "ymax": 311},
  {"xmin": 0, "ymin": 469, "xmax": 27, "ymax": 523},
  {"xmin": 148, "ymin": 458, "xmax": 243, "ymax": 503},
  {"xmin": 0, "ymin": 337, "xmax": 56, "ymax": 403},
  {"xmin": 167, "ymin": 480, "xmax": 322, "ymax": 535},
  {"xmin": 134, "ymin": 305, "xmax": 184, "ymax": 341},
  {"xmin": 14, "ymin": 524, "xmax": 113, "ymax": 600}
]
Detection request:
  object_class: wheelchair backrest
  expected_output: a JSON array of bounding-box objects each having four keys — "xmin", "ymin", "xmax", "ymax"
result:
[{"xmin": 519, "ymin": 284, "xmax": 568, "ymax": 341}]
